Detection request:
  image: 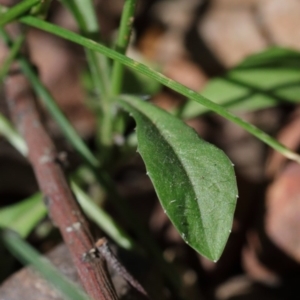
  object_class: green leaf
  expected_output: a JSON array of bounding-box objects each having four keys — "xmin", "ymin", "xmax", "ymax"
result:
[
  {"xmin": 0, "ymin": 34, "xmax": 25, "ymax": 82},
  {"xmin": 30, "ymin": 0, "xmax": 52, "ymax": 19},
  {"xmin": 0, "ymin": 0, "xmax": 40, "ymax": 26},
  {"xmin": 71, "ymin": 180, "xmax": 135, "ymax": 250},
  {"xmin": 0, "ymin": 194, "xmax": 46, "ymax": 237},
  {"xmin": 1, "ymin": 230, "xmax": 90, "ymax": 300},
  {"xmin": 0, "ymin": 113, "xmax": 27, "ymax": 156},
  {"xmin": 118, "ymin": 95, "xmax": 238, "ymax": 261},
  {"xmin": 181, "ymin": 47, "xmax": 300, "ymax": 118}
]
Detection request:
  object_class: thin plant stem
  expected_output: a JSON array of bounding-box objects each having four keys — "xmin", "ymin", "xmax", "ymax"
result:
[
  {"xmin": 19, "ymin": 16, "xmax": 300, "ymax": 164},
  {"xmin": 111, "ymin": 0, "xmax": 138, "ymax": 96},
  {"xmin": 61, "ymin": 0, "xmax": 111, "ymax": 96},
  {"xmin": 61, "ymin": 0, "xmax": 114, "ymax": 154},
  {"xmin": 0, "ymin": 33, "xmax": 25, "ymax": 82}
]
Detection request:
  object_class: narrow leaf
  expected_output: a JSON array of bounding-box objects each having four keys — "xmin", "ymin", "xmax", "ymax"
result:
[
  {"xmin": 1, "ymin": 230, "xmax": 90, "ymax": 300},
  {"xmin": 71, "ymin": 180, "xmax": 135, "ymax": 250},
  {"xmin": 0, "ymin": 194, "xmax": 46, "ymax": 237},
  {"xmin": 119, "ymin": 96, "xmax": 238, "ymax": 261},
  {"xmin": 181, "ymin": 47, "xmax": 300, "ymax": 118},
  {"xmin": 0, "ymin": 34, "xmax": 25, "ymax": 82},
  {"xmin": 0, "ymin": 0, "xmax": 39, "ymax": 26},
  {"xmin": 18, "ymin": 17, "xmax": 300, "ymax": 163}
]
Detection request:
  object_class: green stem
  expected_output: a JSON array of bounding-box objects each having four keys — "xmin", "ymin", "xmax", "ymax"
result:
[
  {"xmin": 19, "ymin": 16, "xmax": 300, "ymax": 164},
  {"xmin": 111, "ymin": 0, "xmax": 138, "ymax": 96},
  {"xmin": 61, "ymin": 0, "xmax": 113, "ymax": 154},
  {"xmin": 0, "ymin": 34, "xmax": 25, "ymax": 82},
  {"xmin": 61, "ymin": 0, "xmax": 111, "ymax": 96}
]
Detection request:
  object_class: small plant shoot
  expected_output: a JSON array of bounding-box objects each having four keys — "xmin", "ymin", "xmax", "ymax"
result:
[
  {"xmin": 119, "ymin": 95, "xmax": 238, "ymax": 261},
  {"xmin": 1, "ymin": 0, "xmax": 300, "ymax": 299}
]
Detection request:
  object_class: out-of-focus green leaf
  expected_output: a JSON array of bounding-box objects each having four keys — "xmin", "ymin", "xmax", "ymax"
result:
[
  {"xmin": 0, "ymin": 114, "xmax": 27, "ymax": 156},
  {"xmin": 0, "ymin": 0, "xmax": 39, "ymax": 26},
  {"xmin": 181, "ymin": 47, "xmax": 300, "ymax": 118},
  {"xmin": 119, "ymin": 95, "xmax": 238, "ymax": 261},
  {"xmin": 1, "ymin": 230, "xmax": 90, "ymax": 300},
  {"xmin": 0, "ymin": 194, "xmax": 46, "ymax": 237},
  {"xmin": 0, "ymin": 34, "xmax": 25, "ymax": 82},
  {"xmin": 71, "ymin": 181, "xmax": 135, "ymax": 250}
]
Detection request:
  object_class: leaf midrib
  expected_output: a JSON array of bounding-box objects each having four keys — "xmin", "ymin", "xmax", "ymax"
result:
[{"xmin": 121, "ymin": 98, "xmax": 213, "ymax": 258}]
